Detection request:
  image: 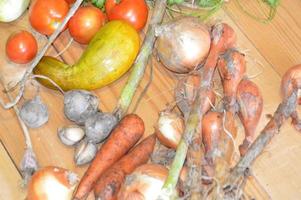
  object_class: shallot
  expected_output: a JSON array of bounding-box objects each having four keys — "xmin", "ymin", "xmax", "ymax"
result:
[{"xmin": 237, "ymin": 79, "xmax": 263, "ymax": 156}]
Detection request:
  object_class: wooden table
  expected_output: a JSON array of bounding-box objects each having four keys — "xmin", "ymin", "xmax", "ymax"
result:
[{"xmin": 1, "ymin": 1, "xmax": 301, "ymax": 199}]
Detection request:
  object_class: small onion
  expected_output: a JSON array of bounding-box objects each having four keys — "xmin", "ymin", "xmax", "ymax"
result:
[
  {"xmin": 20, "ymin": 96, "xmax": 49, "ymax": 128},
  {"xmin": 118, "ymin": 164, "xmax": 168, "ymax": 200},
  {"xmin": 64, "ymin": 90, "xmax": 99, "ymax": 125},
  {"xmin": 27, "ymin": 166, "xmax": 78, "ymax": 200},
  {"xmin": 156, "ymin": 110, "xmax": 184, "ymax": 149},
  {"xmin": 156, "ymin": 17, "xmax": 211, "ymax": 73},
  {"xmin": 58, "ymin": 125, "xmax": 85, "ymax": 146}
]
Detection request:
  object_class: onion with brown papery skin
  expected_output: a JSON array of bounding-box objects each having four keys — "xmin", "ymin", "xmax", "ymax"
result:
[
  {"xmin": 156, "ymin": 17, "xmax": 211, "ymax": 73},
  {"xmin": 175, "ymin": 74, "xmax": 216, "ymax": 117},
  {"xmin": 118, "ymin": 164, "xmax": 169, "ymax": 200},
  {"xmin": 156, "ymin": 110, "xmax": 184, "ymax": 149},
  {"xmin": 218, "ymin": 48, "xmax": 246, "ymax": 111},
  {"xmin": 27, "ymin": 166, "xmax": 78, "ymax": 200},
  {"xmin": 237, "ymin": 79, "xmax": 263, "ymax": 156}
]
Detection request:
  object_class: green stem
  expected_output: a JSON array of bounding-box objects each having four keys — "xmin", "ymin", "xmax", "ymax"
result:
[
  {"xmin": 160, "ymin": 97, "xmax": 202, "ymax": 197},
  {"xmin": 114, "ymin": 0, "xmax": 167, "ymax": 119},
  {"xmin": 235, "ymin": 0, "xmax": 279, "ymax": 23},
  {"xmin": 160, "ymin": 54, "xmax": 218, "ymax": 198}
]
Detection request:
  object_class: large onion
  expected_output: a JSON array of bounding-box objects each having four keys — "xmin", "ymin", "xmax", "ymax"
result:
[
  {"xmin": 27, "ymin": 166, "xmax": 78, "ymax": 200},
  {"xmin": 156, "ymin": 17, "xmax": 211, "ymax": 73},
  {"xmin": 118, "ymin": 164, "xmax": 168, "ymax": 200}
]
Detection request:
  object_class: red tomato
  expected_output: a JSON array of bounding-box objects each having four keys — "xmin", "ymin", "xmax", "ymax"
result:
[
  {"xmin": 29, "ymin": 0, "xmax": 69, "ymax": 35},
  {"xmin": 105, "ymin": 0, "xmax": 148, "ymax": 31},
  {"xmin": 68, "ymin": 6, "xmax": 106, "ymax": 44},
  {"xmin": 6, "ymin": 31, "xmax": 38, "ymax": 64}
]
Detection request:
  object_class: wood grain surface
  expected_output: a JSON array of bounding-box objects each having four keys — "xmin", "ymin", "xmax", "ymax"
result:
[{"xmin": 0, "ymin": 1, "xmax": 301, "ymax": 199}]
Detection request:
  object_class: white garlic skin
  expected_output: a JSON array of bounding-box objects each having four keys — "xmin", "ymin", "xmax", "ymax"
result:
[
  {"xmin": 20, "ymin": 96, "xmax": 49, "ymax": 128},
  {"xmin": 64, "ymin": 90, "xmax": 99, "ymax": 125},
  {"xmin": 74, "ymin": 140, "xmax": 98, "ymax": 166},
  {"xmin": 58, "ymin": 125, "xmax": 85, "ymax": 146}
]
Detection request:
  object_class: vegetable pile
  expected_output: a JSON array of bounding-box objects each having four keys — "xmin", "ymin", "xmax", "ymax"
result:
[{"xmin": 1, "ymin": 0, "xmax": 299, "ymax": 200}]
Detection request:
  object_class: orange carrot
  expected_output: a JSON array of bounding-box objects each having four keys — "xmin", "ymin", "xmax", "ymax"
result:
[
  {"xmin": 73, "ymin": 114, "xmax": 145, "ymax": 200},
  {"xmin": 93, "ymin": 134, "xmax": 156, "ymax": 200}
]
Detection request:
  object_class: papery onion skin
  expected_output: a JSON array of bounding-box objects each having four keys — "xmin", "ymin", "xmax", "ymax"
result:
[
  {"xmin": 218, "ymin": 48, "xmax": 246, "ymax": 111},
  {"xmin": 156, "ymin": 17, "xmax": 211, "ymax": 73},
  {"xmin": 175, "ymin": 74, "xmax": 216, "ymax": 117},
  {"xmin": 27, "ymin": 166, "xmax": 77, "ymax": 200},
  {"xmin": 237, "ymin": 79, "xmax": 263, "ymax": 156},
  {"xmin": 281, "ymin": 64, "xmax": 301, "ymax": 100},
  {"xmin": 118, "ymin": 164, "xmax": 168, "ymax": 200},
  {"xmin": 201, "ymin": 111, "xmax": 223, "ymax": 183},
  {"xmin": 156, "ymin": 111, "xmax": 184, "ymax": 149}
]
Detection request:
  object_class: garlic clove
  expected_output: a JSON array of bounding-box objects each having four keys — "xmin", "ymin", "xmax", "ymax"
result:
[
  {"xmin": 74, "ymin": 140, "xmax": 98, "ymax": 166},
  {"xmin": 58, "ymin": 125, "xmax": 85, "ymax": 146}
]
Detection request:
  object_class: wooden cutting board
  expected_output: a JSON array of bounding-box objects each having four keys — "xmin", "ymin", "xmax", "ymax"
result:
[{"xmin": 0, "ymin": 1, "xmax": 301, "ymax": 199}]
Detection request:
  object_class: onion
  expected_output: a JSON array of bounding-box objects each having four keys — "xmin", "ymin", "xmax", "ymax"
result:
[
  {"xmin": 156, "ymin": 17, "xmax": 211, "ymax": 73},
  {"xmin": 156, "ymin": 110, "xmax": 184, "ymax": 149},
  {"xmin": 0, "ymin": 0, "xmax": 30, "ymax": 22},
  {"xmin": 118, "ymin": 164, "xmax": 168, "ymax": 200},
  {"xmin": 27, "ymin": 166, "xmax": 78, "ymax": 200}
]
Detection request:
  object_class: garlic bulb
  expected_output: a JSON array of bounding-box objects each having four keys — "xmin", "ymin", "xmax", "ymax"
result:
[
  {"xmin": 74, "ymin": 140, "xmax": 98, "ymax": 166},
  {"xmin": 58, "ymin": 125, "xmax": 85, "ymax": 146},
  {"xmin": 85, "ymin": 112, "xmax": 117, "ymax": 143},
  {"xmin": 20, "ymin": 96, "xmax": 49, "ymax": 128},
  {"xmin": 64, "ymin": 90, "xmax": 99, "ymax": 125}
]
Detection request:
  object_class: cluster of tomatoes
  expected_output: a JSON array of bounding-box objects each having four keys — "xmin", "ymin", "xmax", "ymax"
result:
[{"xmin": 6, "ymin": 0, "xmax": 148, "ymax": 64}]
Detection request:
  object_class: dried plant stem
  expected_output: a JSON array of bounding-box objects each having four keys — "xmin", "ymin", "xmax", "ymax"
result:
[
  {"xmin": 0, "ymin": 0, "xmax": 83, "ymax": 109},
  {"xmin": 0, "ymin": 76, "xmax": 38, "ymax": 184},
  {"xmin": 114, "ymin": 0, "xmax": 167, "ymax": 120},
  {"xmin": 0, "ymin": 78, "xmax": 33, "ymax": 149},
  {"xmin": 160, "ymin": 66, "xmax": 217, "ymax": 199},
  {"xmin": 223, "ymin": 90, "xmax": 298, "ymax": 198}
]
